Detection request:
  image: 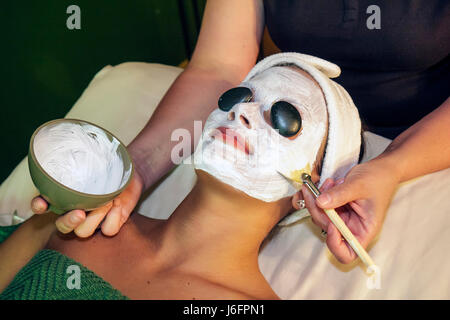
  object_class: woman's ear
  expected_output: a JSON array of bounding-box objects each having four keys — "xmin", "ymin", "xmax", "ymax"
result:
[{"xmin": 291, "ymin": 191, "xmax": 305, "ymax": 210}]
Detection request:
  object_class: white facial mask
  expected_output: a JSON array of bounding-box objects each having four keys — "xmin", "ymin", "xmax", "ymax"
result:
[
  {"xmin": 193, "ymin": 66, "xmax": 328, "ymax": 202},
  {"xmin": 34, "ymin": 122, "xmax": 131, "ymax": 195}
]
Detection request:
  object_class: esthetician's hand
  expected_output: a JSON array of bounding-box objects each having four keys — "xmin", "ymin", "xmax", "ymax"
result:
[
  {"xmin": 30, "ymin": 169, "xmax": 144, "ymax": 237},
  {"xmin": 302, "ymin": 157, "xmax": 400, "ymax": 264}
]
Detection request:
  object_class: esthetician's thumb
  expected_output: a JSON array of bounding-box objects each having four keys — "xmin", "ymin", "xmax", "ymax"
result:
[
  {"xmin": 315, "ymin": 178, "xmax": 362, "ymax": 210},
  {"xmin": 31, "ymin": 196, "xmax": 49, "ymax": 214}
]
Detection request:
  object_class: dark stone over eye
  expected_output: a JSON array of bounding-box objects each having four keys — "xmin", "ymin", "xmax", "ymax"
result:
[
  {"xmin": 218, "ymin": 87, "xmax": 253, "ymax": 112},
  {"xmin": 270, "ymin": 101, "xmax": 302, "ymax": 137}
]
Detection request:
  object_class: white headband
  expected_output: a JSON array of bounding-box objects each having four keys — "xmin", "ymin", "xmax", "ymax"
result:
[{"xmin": 244, "ymin": 52, "xmax": 361, "ymax": 187}]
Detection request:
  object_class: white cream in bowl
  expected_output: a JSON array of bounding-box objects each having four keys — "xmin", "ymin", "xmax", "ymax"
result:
[{"xmin": 33, "ymin": 121, "xmax": 131, "ymax": 195}]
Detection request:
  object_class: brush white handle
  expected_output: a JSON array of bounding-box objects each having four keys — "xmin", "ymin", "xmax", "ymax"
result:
[{"xmin": 324, "ymin": 208, "xmax": 375, "ymax": 270}]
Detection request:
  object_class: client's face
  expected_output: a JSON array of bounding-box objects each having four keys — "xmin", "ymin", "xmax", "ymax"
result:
[{"xmin": 193, "ymin": 66, "xmax": 328, "ymax": 202}]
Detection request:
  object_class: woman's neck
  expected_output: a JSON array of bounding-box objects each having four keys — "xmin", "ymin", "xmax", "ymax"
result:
[{"xmin": 151, "ymin": 171, "xmax": 289, "ymax": 275}]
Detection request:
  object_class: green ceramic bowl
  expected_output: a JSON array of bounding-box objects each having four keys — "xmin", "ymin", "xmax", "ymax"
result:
[{"xmin": 28, "ymin": 118, "xmax": 134, "ymax": 214}]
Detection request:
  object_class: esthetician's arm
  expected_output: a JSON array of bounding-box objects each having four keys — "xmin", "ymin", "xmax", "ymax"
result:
[
  {"xmin": 31, "ymin": 0, "xmax": 264, "ymax": 237},
  {"xmin": 304, "ymin": 97, "xmax": 450, "ymax": 264}
]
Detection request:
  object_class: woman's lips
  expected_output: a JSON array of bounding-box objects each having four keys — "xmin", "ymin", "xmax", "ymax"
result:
[{"xmin": 211, "ymin": 126, "xmax": 252, "ymax": 155}]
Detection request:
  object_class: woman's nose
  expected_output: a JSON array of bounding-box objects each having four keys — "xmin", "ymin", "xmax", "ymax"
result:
[
  {"xmin": 232, "ymin": 102, "xmax": 260, "ymax": 129},
  {"xmin": 239, "ymin": 114, "xmax": 251, "ymax": 129},
  {"xmin": 227, "ymin": 110, "xmax": 251, "ymax": 129}
]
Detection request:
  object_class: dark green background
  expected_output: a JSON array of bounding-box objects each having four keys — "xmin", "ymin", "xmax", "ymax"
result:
[{"xmin": 0, "ymin": 0, "xmax": 206, "ymax": 184}]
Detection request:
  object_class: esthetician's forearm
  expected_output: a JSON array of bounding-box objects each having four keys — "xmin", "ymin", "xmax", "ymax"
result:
[
  {"xmin": 377, "ymin": 97, "xmax": 450, "ymax": 182},
  {"xmin": 127, "ymin": 65, "xmax": 244, "ymax": 190}
]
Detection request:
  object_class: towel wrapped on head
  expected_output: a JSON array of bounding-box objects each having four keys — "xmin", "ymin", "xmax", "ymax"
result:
[{"xmin": 244, "ymin": 52, "xmax": 362, "ymax": 188}]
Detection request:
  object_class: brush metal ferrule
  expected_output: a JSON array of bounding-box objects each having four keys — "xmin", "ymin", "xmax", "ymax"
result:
[{"xmin": 301, "ymin": 173, "xmax": 321, "ymax": 198}]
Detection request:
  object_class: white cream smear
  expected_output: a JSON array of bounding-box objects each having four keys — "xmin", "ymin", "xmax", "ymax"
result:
[
  {"xmin": 34, "ymin": 122, "xmax": 131, "ymax": 195},
  {"xmin": 194, "ymin": 66, "xmax": 328, "ymax": 202}
]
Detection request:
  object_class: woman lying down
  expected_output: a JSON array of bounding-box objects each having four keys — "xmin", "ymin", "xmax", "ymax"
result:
[{"xmin": 0, "ymin": 53, "xmax": 363, "ymax": 300}]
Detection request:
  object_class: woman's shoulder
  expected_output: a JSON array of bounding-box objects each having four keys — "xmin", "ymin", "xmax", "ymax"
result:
[
  {"xmin": 44, "ymin": 212, "xmax": 162, "ymax": 285},
  {"xmin": 45, "ymin": 212, "xmax": 162, "ymax": 263},
  {"xmin": 0, "ymin": 213, "xmax": 162, "ymax": 300},
  {"xmin": 0, "ymin": 248, "xmax": 128, "ymax": 300}
]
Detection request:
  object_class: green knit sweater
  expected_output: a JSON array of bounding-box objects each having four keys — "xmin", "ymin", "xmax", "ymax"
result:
[{"xmin": 0, "ymin": 224, "xmax": 128, "ymax": 300}]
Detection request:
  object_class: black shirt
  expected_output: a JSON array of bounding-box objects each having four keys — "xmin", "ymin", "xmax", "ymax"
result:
[{"xmin": 264, "ymin": 0, "xmax": 450, "ymax": 138}]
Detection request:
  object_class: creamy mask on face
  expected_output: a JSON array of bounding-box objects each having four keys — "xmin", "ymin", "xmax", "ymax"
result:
[
  {"xmin": 34, "ymin": 122, "xmax": 131, "ymax": 195},
  {"xmin": 193, "ymin": 66, "xmax": 328, "ymax": 202}
]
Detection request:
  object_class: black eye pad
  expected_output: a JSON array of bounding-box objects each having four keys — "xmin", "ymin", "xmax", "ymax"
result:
[
  {"xmin": 270, "ymin": 101, "xmax": 302, "ymax": 137},
  {"xmin": 218, "ymin": 87, "xmax": 253, "ymax": 112}
]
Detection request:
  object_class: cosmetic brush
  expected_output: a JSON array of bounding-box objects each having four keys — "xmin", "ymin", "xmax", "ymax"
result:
[{"xmin": 277, "ymin": 167, "xmax": 376, "ymax": 272}]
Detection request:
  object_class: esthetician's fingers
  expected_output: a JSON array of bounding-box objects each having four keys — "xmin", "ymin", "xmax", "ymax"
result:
[
  {"xmin": 316, "ymin": 176, "xmax": 364, "ymax": 210},
  {"xmin": 326, "ymin": 222, "xmax": 358, "ymax": 264},
  {"xmin": 100, "ymin": 198, "xmax": 128, "ymax": 236},
  {"xmin": 31, "ymin": 196, "xmax": 49, "ymax": 214},
  {"xmin": 325, "ymin": 202, "xmax": 373, "ymax": 264},
  {"xmin": 100, "ymin": 173, "xmax": 143, "ymax": 236},
  {"xmin": 302, "ymin": 179, "xmax": 335, "ymax": 231},
  {"xmin": 55, "ymin": 210, "xmax": 86, "ymax": 234},
  {"xmin": 74, "ymin": 202, "xmax": 113, "ymax": 238}
]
